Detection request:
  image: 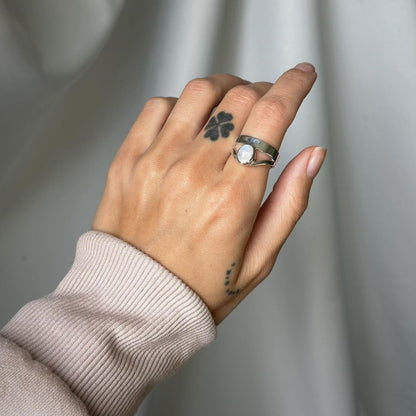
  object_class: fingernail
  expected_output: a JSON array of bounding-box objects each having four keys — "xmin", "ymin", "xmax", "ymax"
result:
[
  {"xmin": 307, "ymin": 147, "xmax": 327, "ymax": 179},
  {"xmin": 294, "ymin": 62, "xmax": 315, "ymax": 73}
]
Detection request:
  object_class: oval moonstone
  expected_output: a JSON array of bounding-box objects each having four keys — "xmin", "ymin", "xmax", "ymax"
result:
[{"xmin": 237, "ymin": 144, "xmax": 254, "ymax": 165}]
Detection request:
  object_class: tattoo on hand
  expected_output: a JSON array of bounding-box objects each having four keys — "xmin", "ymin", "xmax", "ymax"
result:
[
  {"xmin": 204, "ymin": 111, "xmax": 234, "ymax": 141},
  {"xmin": 224, "ymin": 262, "xmax": 241, "ymax": 296}
]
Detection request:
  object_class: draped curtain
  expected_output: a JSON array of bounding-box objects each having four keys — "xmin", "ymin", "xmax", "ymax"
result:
[{"xmin": 1, "ymin": 1, "xmax": 415, "ymax": 415}]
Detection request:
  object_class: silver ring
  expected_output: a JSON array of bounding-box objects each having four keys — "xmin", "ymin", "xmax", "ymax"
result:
[{"xmin": 233, "ymin": 135, "xmax": 280, "ymax": 167}]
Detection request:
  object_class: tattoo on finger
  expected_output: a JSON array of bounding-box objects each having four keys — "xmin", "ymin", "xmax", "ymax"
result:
[{"xmin": 204, "ymin": 111, "xmax": 234, "ymax": 141}]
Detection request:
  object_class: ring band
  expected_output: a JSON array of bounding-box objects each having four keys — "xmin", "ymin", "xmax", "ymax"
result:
[{"xmin": 233, "ymin": 135, "xmax": 280, "ymax": 167}]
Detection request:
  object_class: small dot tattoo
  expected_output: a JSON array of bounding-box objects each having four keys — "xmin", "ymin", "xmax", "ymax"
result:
[{"xmin": 223, "ymin": 262, "xmax": 241, "ymax": 296}]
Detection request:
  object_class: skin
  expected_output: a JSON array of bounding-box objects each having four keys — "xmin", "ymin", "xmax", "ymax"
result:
[{"xmin": 91, "ymin": 64, "xmax": 326, "ymax": 326}]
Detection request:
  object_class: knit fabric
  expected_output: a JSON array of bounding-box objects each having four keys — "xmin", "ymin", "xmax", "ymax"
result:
[{"xmin": 0, "ymin": 230, "xmax": 217, "ymax": 416}]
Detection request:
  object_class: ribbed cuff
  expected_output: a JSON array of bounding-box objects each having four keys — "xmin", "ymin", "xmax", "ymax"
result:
[{"xmin": 1, "ymin": 230, "xmax": 217, "ymax": 416}]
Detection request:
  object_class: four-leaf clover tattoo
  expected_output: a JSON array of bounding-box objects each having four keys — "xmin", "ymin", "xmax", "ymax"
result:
[{"xmin": 204, "ymin": 111, "xmax": 234, "ymax": 141}]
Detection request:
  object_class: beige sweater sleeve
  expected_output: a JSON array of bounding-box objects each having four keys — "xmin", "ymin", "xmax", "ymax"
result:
[{"xmin": 0, "ymin": 230, "xmax": 217, "ymax": 416}]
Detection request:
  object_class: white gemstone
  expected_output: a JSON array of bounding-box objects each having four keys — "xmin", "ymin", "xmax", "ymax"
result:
[{"xmin": 237, "ymin": 144, "xmax": 254, "ymax": 164}]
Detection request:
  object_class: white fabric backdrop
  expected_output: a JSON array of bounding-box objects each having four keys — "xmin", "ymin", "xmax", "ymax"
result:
[{"xmin": 1, "ymin": 1, "xmax": 415, "ymax": 415}]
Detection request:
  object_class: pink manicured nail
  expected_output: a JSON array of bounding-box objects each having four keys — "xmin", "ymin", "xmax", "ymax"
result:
[
  {"xmin": 294, "ymin": 62, "xmax": 315, "ymax": 73},
  {"xmin": 307, "ymin": 147, "xmax": 327, "ymax": 179}
]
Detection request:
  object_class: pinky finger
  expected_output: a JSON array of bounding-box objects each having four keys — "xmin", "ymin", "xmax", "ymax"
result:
[{"xmin": 115, "ymin": 96, "xmax": 178, "ymax": 163}]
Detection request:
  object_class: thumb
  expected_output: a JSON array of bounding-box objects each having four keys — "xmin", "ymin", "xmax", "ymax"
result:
[{"xmin": 238, "ymin": 146, "xmax": 327, "ymax": 288}]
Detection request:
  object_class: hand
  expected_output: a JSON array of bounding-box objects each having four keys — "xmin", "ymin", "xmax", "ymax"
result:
[{"xmin": 91, "ymin": 63, "xmax": 326, "ymax": 325}]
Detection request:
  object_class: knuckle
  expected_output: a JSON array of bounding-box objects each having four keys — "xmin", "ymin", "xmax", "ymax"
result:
[
  {"xmin": 136, "ymin": 151, "xmax": 162, "ymax": 174},
  {"xmin": 255, "ymin": 96, "xmax": 292, "ymax": 128},
  {"xmin": 184, "ymin": 77, "xmax": 219, "ymax": 98},
  {"xmin": 143, "ymin": 96, "xmax": 173, "ymax": 112},
  {"xmin": 165, "ymin": 156, "xmax": 200, "ymax": 190},
  {"xmin": 106, "ymin": 158, "xmax": 127, "ymax": 188},
  {"xmin": 107, "ymin": 160, "xmax": 121, "ymax": 181},
  {"xmin": 134, "ymin": 152, "xmax": 151, "ymax": 172},
  {"xmin": 226, "ymin": 84, "xmax": 262, "ymax": 105},
  {"xmin": 132, "ymin": 153, "xmax": 162, "ymax": 187}
]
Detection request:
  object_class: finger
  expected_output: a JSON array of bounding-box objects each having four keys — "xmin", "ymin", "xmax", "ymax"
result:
[
  {"xmin": 194, "ymin": 81, "xmax": 273, "ymax": 169},
  {"xmin": 223, "ymin": 63, "xmax": 317, "ymax": 198},
  {"xmin": 115, "ymin": 96, "xmax": 177, "ymax": 163},
  {"xmin": 152, "ymin": 73, "xmax": 250, "ymax": 148},
  {"xmin": 236, "ymin": 146, "xmax": 327, "ymax": 290}
]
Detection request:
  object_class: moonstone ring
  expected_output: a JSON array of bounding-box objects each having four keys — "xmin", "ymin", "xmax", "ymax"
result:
[{"xmin": 232, "ymin": 135, "xmax": 280, "ymax": 167}]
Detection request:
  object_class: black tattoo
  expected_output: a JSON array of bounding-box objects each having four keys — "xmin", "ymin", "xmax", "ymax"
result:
[
  {"xmin": 224, "ymin": 262, "xmax": 241, "ymax": 296},
  {"xmin": 204, "ymin": 111, "xmax": 234, "ymax": 141}
]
